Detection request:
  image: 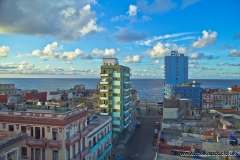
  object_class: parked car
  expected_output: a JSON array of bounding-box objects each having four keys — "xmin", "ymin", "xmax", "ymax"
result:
[
  {"xmin": 154, "ymin": 129, "xmax": 158, "ymax": 134},
  {"xmin": 155, "ymin": 122, "xmax": 160, "ymax": 130},
  {"xmin": 154, "ymin": 129, "xmax": 158, "ymax": 138},
  {"xmin": 136, "ymin": 121, "xmax": 141, "ymax": 128}
]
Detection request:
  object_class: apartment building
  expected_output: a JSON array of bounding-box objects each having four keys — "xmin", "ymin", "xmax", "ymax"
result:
[
  {"xmin": 163, "ymin": 51, "xmax": 201, "ymax": 109},
  {"xmin": 86, "ymin": 115, "xmax": 112, "ymax": 160},
  {"xmin": 201, "ymin": 88, "xmax": 221, "ymax": 109},
  {"xmin": 0, "ymin": 106, "xmax": 89, "ymax": 160},
  {"xmin": 99, "ymin": 58, "xmax": 132, "ymax": 140},
  {"xmin": 0, "ymin": 84, "xmax": 16, "ymax": 97},
  {"xmin": 129, "ymin": 89, "xmax": 139, "ymax": 132},
  {"xmin": 212, "ymin": 91, "xmax": 239, "ymax": 109},
  {"xmin": 228, "ymin": 86, "xmax": 240, "ymax": 110}
]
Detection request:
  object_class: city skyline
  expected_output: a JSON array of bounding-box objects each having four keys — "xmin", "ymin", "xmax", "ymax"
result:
[{"xmin": 0, "ymin": 0, "xmax": 240, "ymax": 79}]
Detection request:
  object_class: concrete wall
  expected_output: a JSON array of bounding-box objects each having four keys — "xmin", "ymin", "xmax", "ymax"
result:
[{"xmin": 163, "ymin": 108, "xmax": 179, "ymax": 119}]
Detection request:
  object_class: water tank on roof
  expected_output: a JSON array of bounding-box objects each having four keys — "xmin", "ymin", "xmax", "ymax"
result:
[{"xmin": 93, "ymin": 115, "xmax": 98, "ymax": 119}]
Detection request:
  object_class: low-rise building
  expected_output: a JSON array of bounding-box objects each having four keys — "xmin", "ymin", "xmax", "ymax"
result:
[
  {"xmin": 0, "ymin": 131, "xmax": 28, "ymax": 160},
  {"xmin": 0, "ymin": 84, "xmax": 16, "ymax": 97},
  {"xmin": 0, "ymin": 106, "xmax": 89, "ymax": 160},
  {"xmin": 212, "ymin": 91, "xmax": 239, "ymax": 109},
  {"xmin": 25, "ymin": 90, "xmax": 47, "ymax": 102},
  {"xmin": 86, "ymin": 115, "xmax": 112, "ymax": 160}
]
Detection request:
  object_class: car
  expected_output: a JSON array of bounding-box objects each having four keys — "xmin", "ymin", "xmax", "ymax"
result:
[
  {"xmin": 136, "ymin": 121, "xmax": 141, "ymax": 128},
  {"xmin": 155, "ymin": 122, "xmax": 160, "ymax": 129},
  {"xmin": 154, "ymin": 129, "xmax": 158, "ymax": 133}
]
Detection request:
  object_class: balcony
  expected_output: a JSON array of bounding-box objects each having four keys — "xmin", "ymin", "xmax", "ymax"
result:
[
  {"xmin": 90, "ymin": 143, "xmax": 99, "ymax": 153},
  {"xmin": 124, "ymin": 95, "xmax": 129, "ymax": 99},
  {"xmin": 112, "ymin": 103, "xmax": 120, "ymax": 109},
  {"xmin": 113, "ymin": 120, "xmax": 121, "ymax": 125},
  {"xmin": 124, "ymin": 88, "xmax": 129, "ymax": 92},
  {"xmin": 81, "ymin": 129, "xmax": 89, "ymax": 138},
  {"xmin": 100, "ymin": 73, "xmax": 112, "ymax": 77},
  {"xmin": 100, "ymin": 88, "xmax": 111, "ymax": 92},
  {"xmin": 113, "ymin": 73, "xmax": 120, "ymax": 77},
  {"xmin": 26, "ymin": 138, "xmax": 47, "ymax": 148},
  {"xmin": 100, "ymin": 81, "xmax": 110, "ymax": 85},
  {"xmin": 113, "ymin": 81, "xmax": 120, "ymax": 85},
  {"xmin": 74, "ymin": 152, "xmax": 81, "ymax": 159},
  {"xmin": 112, "ymin": 112, "xmax": 120, "ymax": 117},
  {"xmin": 124, "ymin": 81, "xmax": 130, "ymax": 84},
  {"xmin": 100, "ymin": 112, "xmax": 109, "ymax": 116},
  {"xmin": 65, "ymin": 133, "xmax": 80, "ymax": 149},
  {"xmin": 124, "ymin": 73, "xmax": 129, "ymax": 77},
  {"xmin": 112, "ymin": 89, "xmax": 120, "ymax": 93},
  {"xmin": 112, "ymin": 97, "xmax": 120, "ymax": 101},
  {"xmin": 124, "ymin": 102, "xmax": 129, "ymax": 106},
  {"xmin": 100, "ymin": 104, "xmax": 109, "ymax": 108},
  {"xmin": 100, "ymin": 96, "xmax": 108, "ymax": 100},
  {"xmin": 48, "ymin": 140, "xmax": 61, "ymax": 149},
  {"xmin": 80, "ymin": 147, "xmax": 89, "ymax": 160}
]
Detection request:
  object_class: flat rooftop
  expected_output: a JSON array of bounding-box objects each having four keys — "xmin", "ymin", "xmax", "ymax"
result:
[
  {"xmin": 87, "ymin": 115, "xmax": 112, "ymax": 132},
  {"xmin": 215, "ymin": 109, "xmax": 238, "ymax": 114}
]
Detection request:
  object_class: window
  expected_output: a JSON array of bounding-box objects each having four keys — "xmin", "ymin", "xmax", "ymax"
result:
[
  {"xmin": 21, "ymin": 147, "xmax": 27, "ymax": 157},
  {"xmin": 42, "ymin": 149, "xmax": 45, "ymax": 160},
  {"xmin": 66, "ymin": 129, "xmax": 70, "ymax": 139},
  {"xmin": 9, "ymin": 125, "xmax": 14, "ymax": 131},
  {"xmin": 52, "ymin": 128, "xmax": 58, "ymax": 140},
  {"xmin": 53, "ymin": 150, "xmax": 58, "ymax": 160},
  {"xmin": 35, "ymin": 149, "xmax": 40, "ymax": 160},
  {"xmin": 21, "ymin": 126, "xmax": 26, "ymax": 133}
]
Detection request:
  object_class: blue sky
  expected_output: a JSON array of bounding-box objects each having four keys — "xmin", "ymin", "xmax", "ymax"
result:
[{"xmin": 0, "ymin": 0, "xmax": 240, "ymax": 79}]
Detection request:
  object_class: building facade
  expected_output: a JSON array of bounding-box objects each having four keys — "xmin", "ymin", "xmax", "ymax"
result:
[
  {"xmin": 164, "ymin": 81, "xmax": 201, "ymax": 108},
  {"xmin": 212, "ymin": 91, "xmax": 239, "ymax": 109},
  {"xmin": 99, "ymin": 58, "xmax": 132, "ymax": 140},
  {"xmin": 164, "ymin": 51, "xmax": 188, "ymax": 85},
  {"xmin": 86, "ymin": 116, "xmax": 112, "ymax": 160},
  {"xmin": 129, "ymin": 89, "xmax": 139, "ymax": 132},
  {"xmin": 0, "ymin": 84, "xmax": 16, "ymax": 98},
  {"xmin": 0, "ymin": 106, "xmax": 89, "ymax": 160}
]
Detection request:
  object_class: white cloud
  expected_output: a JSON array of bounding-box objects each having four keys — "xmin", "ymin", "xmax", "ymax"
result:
[
  {"xmin": 79, "ymin": 18, "xmax": 104, "ymax": 35},
  {"xmin": 136, "ymin": 32, "xmax": 193, "ymax": 46},
  {"xmin": 123, "ymin": 55, "xmax": 141, "ymax": 63},
  {"xmin": 192, "ymin": 30, "xmax": 217, "ymax": 48},
  {"xmin": 149, "ymin": 60, "xmax": 160, "ymax": 64},
  {"xmin": 31, "ymin": 42, "xmax": 84, "ymax": 60},
  {"xmin": 147, "ymin": 43, "xmax": 170, "ymax": 58},
  {"xmin": 180, "ymin": 0, "xmax": 201, "ymax": 10},
  {"xmin": 0, "ymin": 46, "xmax": 10, "ymax": 59},
  {"xmin": 0, "ymin": 1, "xmax": 103, "ymax": 41},
  {"xmin": 127, "ymin": 5, "xmax": 138, "ymax": 16},
  {"xmin": 228, "ymin": 49, "xmax": 240, "ymax": 57},
  {"xmin": 160, "ymin": 65, "xmax": 165, "ymax": 69},
  {"xmin": 92, "ymin": 48, "xmax": 116, "ymax": 58}
]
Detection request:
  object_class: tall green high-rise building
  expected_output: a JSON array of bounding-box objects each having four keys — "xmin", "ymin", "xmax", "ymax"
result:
[{"xmin": 99, "ymin": 58, "xmax": 132, "ymax": 140}]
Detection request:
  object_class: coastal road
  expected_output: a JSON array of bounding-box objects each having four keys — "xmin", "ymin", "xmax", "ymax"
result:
[{"xmin": 120, "ymin": 104, "xmax": 161, "ymax": 160}]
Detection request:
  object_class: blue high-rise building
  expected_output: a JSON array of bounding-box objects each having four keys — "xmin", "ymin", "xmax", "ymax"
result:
[
  {"xmin": 164, "ymin": 51, "xmax": 201, "ymax": 109},
  {"xmin": 164, "ymin": 51, "xmax": 188, "ymax": 84}
]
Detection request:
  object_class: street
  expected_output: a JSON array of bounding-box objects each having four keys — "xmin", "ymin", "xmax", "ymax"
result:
[{"xmin": 120, "ymin": 104, "xmax": 161, "ymax": 160}]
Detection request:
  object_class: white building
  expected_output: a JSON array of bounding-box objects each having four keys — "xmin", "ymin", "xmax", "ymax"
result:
[
  {"xmin": 129, "ymin": 89, "xmax": 139, "ymax": 132},
  {"xmin": 86, "ymin": 115, "xmax": 112, "ymax": 160},
  {"xmin": 212, "ymin": 91, "xmax": 239, "ymax": 109}
]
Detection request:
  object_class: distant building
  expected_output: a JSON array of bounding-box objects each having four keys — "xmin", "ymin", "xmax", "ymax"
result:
[
  {"xmin": 164, "ymin": 51, "xmax": 188, "ymax": 84},
  {"xmin": 129, "ymin": 89, "xmax": 139, "ymax": 132},
  {"xmin": 228, "ymin": 86, "xmax": 240, "ymax": 110},
  {"xmin": 25, "ymin": 90, "xmax": 47, "ymax": 102},
  {"xmin": 0, "ymin": 84, "xmax": 16, "ymax": 97},
  {"xmin": 0, "ymin": 94, "xmax": 7, "ymax": 103},
  {"xmin": 86, "ymin": 115, "xmax": 112, "ymax": 160},
  {"xmin": 212, "ymin": 91, "xmax": 239, "ymax": 109},
  {"xmin": 99, "ymin": 58, "xmax": 132, "ymax": 141},
  {"xmin": 164, "ymin": 51, "xmax": 201, "ymax": 109}
]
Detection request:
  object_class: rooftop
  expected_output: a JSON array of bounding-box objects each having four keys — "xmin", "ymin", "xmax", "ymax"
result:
[
  {"xmin": 215, "ymin": 109, "xmax": 238, "ymax": 114},
  {"xmin": 204, "ymin": 128, "xmax": 234, "ymax": 136},
  {"xmin": 0, "ymin": 131, "xmax": 27, "ymax": 150},
  {"xmin": 212, "ymin": 91, "xmax": 239, "ymax": 95},
  {"xmin": 87, "ymin": 115, "xmax": 112, "ymax": 134}
]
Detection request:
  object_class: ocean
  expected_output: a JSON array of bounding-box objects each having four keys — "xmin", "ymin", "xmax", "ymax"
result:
[{"xmin": 0, "ymin": 78, "xmax": 240, "ymax": 102}]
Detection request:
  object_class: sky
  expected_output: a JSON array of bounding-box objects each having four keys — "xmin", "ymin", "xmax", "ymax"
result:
[{"xmin": 0, "ymin": 0, "xmax": 240, "ymax": 79}]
